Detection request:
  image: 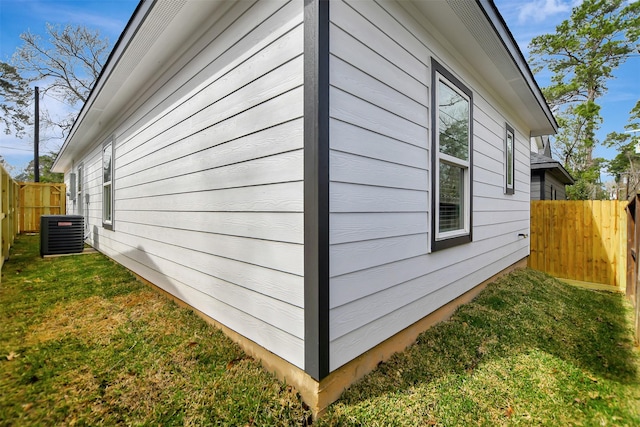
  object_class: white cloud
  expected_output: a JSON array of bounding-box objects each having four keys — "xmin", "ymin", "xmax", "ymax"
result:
[{"xmin": 518, "ymin": 0, "xmax": 571, "ymax": 24}]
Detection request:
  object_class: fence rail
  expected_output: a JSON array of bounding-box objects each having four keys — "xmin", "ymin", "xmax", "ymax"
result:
[
  {"xmin": 529, "ymin": 200, "xmax": 627, "ymax": 290},
  {"xmin": 1, "ymin": 166, "xmax": 19, "ymax": 278},
  {"xmin": 19, "ymin": 182, "xmax": 66, "ymax": 233}
]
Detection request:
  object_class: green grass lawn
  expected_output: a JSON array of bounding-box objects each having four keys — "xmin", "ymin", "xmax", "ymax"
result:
[{"xmin": 1, "ymin": 234, "xmax": 639, "ymax": 426}]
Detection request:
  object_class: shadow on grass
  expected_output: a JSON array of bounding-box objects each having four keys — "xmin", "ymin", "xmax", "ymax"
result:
[
  {"xmin": 320, "ymin": 269, "xmax": 639, "ymax": 425},
  {"xmin": 1, "ymin": 234, "xmax": 313, "ymax": 426}
]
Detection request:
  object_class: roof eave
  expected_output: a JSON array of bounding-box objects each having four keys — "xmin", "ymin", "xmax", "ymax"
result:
[
  {"xmin": 477, "ymin": 0, "xmax": 558, "ymax": 136},
  {"xmin": 52, "ymin": 0, "xmax": 154, "ymax": 173}
]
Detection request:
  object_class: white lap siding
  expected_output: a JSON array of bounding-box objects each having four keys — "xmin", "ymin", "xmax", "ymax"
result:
[
  {"xmin": 328, "ymin": 0, "xmax": 531, "ymax": 371},
  {"xmin": 79, "ymin": 1, "xmax": 305, "ymax": 368}
]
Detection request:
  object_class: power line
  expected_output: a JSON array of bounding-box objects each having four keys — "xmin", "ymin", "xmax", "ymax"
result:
[{"xmin": 0, "ymin": 145, "xmax": 32, "ymax": 152}]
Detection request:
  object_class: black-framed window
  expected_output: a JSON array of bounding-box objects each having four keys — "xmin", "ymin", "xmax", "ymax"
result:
[
  {"xmin": 431, "ymin": 59, "xmax": 473, "ymax": 251},
  {"xmin": 505, "ymin": 123, "xmax": 515, "ymax": 195},
  {"xmin": 77, "ymin": 164, "xmax": 84, "ymax": 215},
  {"xmin": 102, "ymin": 138, "xmax": 114, "ymax": 229}
]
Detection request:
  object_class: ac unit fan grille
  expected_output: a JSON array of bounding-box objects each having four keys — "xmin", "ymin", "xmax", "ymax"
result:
[{"xmin": 40, "ymin": 215, "xmax": 85, "ymax": 256}]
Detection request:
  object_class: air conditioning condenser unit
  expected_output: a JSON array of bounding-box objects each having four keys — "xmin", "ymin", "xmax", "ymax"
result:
[{"xmin": 40, "ymin": 215, "xmax": 84, "ymax": 257}]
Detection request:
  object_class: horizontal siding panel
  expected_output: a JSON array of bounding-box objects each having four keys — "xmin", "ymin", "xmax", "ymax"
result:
[
  {"xmin": 474, "ymin": 209, "xmax": 528, "ymax": 226},
  {"xmin": 118, "ymin": 58, "xmax": 304, "ymax": 170},
  {"xmin": 474, "ymin": 165, "xmax": 504, "ymax": 187},
  {"xmin": 117, "ymin": 210, "xmax": 303, "ymax": 244},
  {"xmin": 474, "ymin": 149, "xmax": 503, "ymax": 174},
  {"xmin": 473, "ymin": 143, "xmax": 503, "ymax": 171},
  {"xmin": 330, "ymin": 151, "xmax": 427, "ymax": 191},
  {"xmin": 329, "ymin": 244, "xmax": 528, "ymax": 370},
  {"xmin": 473, "ymin": 197, "xmax": 530, "ymax": 213},
  {"xmin": 473, "ymin": 220, "xmax": 528, "ymax": 242},
  {"xmin": 99, "ymin": 237, "xmax": 304, "ymax": 367},
  {"xmin": 331, "ymin": 0, "xmax": 427, "ymax": 83},
  {"xmin": 330, "ymin": 212, "xmax": 428, "ymax": 245},
  {"xmin": 117, "ymin": 0, "xmax": 303, "ymax": 158},
  {"xmin": 345, "ymin": 0, "xmax": 432, "ymax": 72},
  {"xmin": 330, "ymin": 233, "xmax": 428, "ymax": 277},
  {"xmin": 329, "ymin": 24, "xmax": 427, "ymax": 106},
  {"xmin": 331, "ymin": 255, "xmax": 429, "ymax": 309},
  {"xmin": 116, "ymin": 225, "xmax": 304, "ymax": 308},
  {"xmin": 474, "ymin": 179, "xmax": 506, "ymax": 198},
  {"xmin": 331, "ymin": 230, "xmax": 528, "ymax": 309},
  {"xmin": 473, "ymin": 106, "xmax": 502, "ymax": 144},
  {"xmin": 116, "ymin": 182, "xmax": 303, "ymax": 212},
  {"xmin": 114, "ymin": 221, "xmax": 303, "ymax": 277},
  {"xmin": 331, "ymin": 88, "xmax": 427, "ymax": 149},
  {"xmin": 330, "ymin": 56, "xmax": 428, "ymax": 127},
  {"xmin": 99, "ymin": 231, "xmax": 304, "ymax": 338},
  {"xmin": 117, "ymin": 150, "xmax": 303, "ymax": 199},
  {"xmin": 330, "ymin": 182, "xmax": 428, "ymax": 213},
  {"xmin": 330, "ymin": 119, "xmax": 428, "ymax": 169},
  {"xmin": 118, "ymin": 118, "xmax": 303, "ymax": 186}
]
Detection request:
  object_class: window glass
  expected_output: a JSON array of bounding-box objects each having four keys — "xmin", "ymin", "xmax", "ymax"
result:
[
  {"xmin": 103, "ymin": 144, "xmax": 112, "ymax": 183},
  {"xmin": 103, "ymin": 140, "xmax": 113, "ymax": 226},
  {"xmin": 438, "ymin": 81, "xmax": 469, "ymax": 161},
  {"xmin": 439, "ymin": 161, "xmax": 464, "ymax": 232},
  {"xmin": 77, "ymin": 165, "xmax": 83, "ymax": 216},
  {"xmin": 103, "ymin": 184, "xmax": 112, "ymax": 222},
  {"xmin": 77, "ymin": 166, "xmax": 83, "ymax": 193}
]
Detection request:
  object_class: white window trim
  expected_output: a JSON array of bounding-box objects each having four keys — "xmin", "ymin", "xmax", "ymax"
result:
[
  {"xmin": 102, "ymin": 137, "xmax": 114, "ymax": 229},
  {"xmin": 77, "ymin": 164, "xmax": 84, "ymax": 216}
]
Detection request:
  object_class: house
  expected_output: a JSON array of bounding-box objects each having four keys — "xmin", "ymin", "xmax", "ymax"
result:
[
  {"xmin": 531, "ymin": 152, "xmax": 575, "ymax": 200},
  {"xmin": 52, "ymin": 0, "xmax": 557, "ymax": 414},
  {"xmin": 530, "ymin": 136, "xmax": 574, "ymax": 200}
]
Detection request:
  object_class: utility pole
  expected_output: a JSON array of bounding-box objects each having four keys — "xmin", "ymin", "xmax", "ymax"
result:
[{"xmin": 34, "ymin": 86, "xmax": 39, "ymax": 182}]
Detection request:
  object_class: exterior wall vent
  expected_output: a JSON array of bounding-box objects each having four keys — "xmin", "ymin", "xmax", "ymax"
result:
[{"xmin": 40, "ymin": 215, "xmax": 85, "ymax": 257}]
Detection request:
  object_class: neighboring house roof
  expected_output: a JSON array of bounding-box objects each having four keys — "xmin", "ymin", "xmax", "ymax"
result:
[
  {"xmin": 53, "ymin": 0, "xmax": 558, "ymax": 172},
  {"xmin": 531, "ymin": 152, "xmax": 575, "ymax": 185}
]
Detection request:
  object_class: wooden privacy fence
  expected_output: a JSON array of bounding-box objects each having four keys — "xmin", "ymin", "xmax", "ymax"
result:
[
  {"xmin": 529, "ymin": 200, "xmax": 627, "ymax": 291},
  {"xmin": 0, "ymin": 165, "xmax": 19, "ymax": 277},
  {"xmin": 19, "ymin": 182, "xmax": 66, "ymax": 233}
]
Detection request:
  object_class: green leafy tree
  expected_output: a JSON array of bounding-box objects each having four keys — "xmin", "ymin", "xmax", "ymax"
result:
[
  {"xmin": 15, "ymin": 153, "xmax": 63, "ymax": 183},
  {"xmin": 529, "ymin": 0, "xmax": 640, "ymax": 199},
  {"xmin": 0, "ymin": 61, "xmax": 32, "ymax": 137},
  {"xmin": 605, "ymin": 101, "xmax": 640, "ymax": 198}
]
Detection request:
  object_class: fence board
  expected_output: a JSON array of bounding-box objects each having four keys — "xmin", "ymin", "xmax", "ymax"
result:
[
  {"xmin": 19, "ymin": 182, "xmax": 66, "ymax": 232},
  {"xmin": 0, "ymin": 166, "xmax": 19, "ymax": 280},
  {"xmin": 530, "ymin": 200, "xmax": 627, "ymax": 290}
]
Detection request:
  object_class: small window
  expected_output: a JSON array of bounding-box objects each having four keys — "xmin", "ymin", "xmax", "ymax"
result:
[
  {"xmin": 431, "ymin": 59, "xmax": 473, "ymax": 251},
  {"xmin": 77, "ymin": 165, "xmax": 83, "ymax": 216},
  {"xmin": 103, "ymin": 138, "xmax": 114, "ymax": 229},
  {"xmin": 505, "ymin": 124, "xmax": 515, "ymax": 195}
]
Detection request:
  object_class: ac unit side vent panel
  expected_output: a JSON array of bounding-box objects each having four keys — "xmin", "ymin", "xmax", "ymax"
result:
[{"xmin": 40, "ymin": 215, "xmax": 85, "ymax": 256}]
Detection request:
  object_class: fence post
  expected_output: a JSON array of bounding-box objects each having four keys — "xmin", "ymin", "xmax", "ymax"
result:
[{"xmin": 2, "ymin": 170, "xmax": 9, "ymax": 261}]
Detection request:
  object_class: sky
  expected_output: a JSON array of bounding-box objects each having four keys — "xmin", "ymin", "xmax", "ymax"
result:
[
  {"xmin": 0, "ymin": 0, "xmax": 139, "ymax": 173},
  {"xmin": 0, "ymin": 0, "xmax": 638, "ymax": 181},
  {"xmin": 494, "ymin": 0, "xmax": 640, "ymax": 181}
]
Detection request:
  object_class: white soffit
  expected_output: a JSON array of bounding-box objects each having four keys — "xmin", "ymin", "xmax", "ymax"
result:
[{"xmin": 55, "ymin": 0, "xmax": 231, "ymax": 171}]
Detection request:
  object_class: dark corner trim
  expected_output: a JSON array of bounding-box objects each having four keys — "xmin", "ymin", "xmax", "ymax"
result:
[{"xmin": 303, "ymin": 0, "xmax": 330, "ymax": 381}]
